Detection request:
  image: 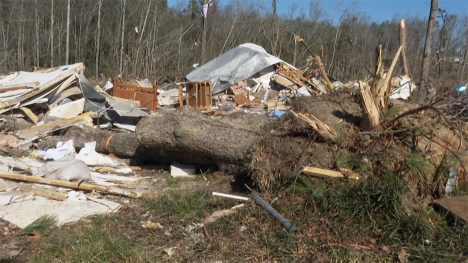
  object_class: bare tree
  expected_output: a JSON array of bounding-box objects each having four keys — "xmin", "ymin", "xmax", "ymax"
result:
[
  {"xmin": 66, "ymin": 0, "xmax": 70, "ymax": 65},
  {"xmin": 35, "ymin": 0, "xmax": 39, "ymax": 67},
  {"xmin": 417, "ymin": 0, "xmax": 438, "ymax": 103},
  {"xmin": 96, "ymin": 0, "xmax": 102, "ymax": 79},
  {"xmin": 119, "ymin": 0, "xmax": 126, "ymax": 73},
  {"xmin": 399, "ymin": 19, "xmax": 410, "ymax": 76},
  {"xmin": 50, "ymin": 0, "xmax": 54, "ymax": 67},
  {"xmin": 201, "ymin": 0, "xmax": 208, "ymax": 64}
]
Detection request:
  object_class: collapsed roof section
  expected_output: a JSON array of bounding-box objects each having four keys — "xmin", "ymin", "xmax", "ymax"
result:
[
  {"xmin": 186, "ymin": 43, "xmax": 293, "ymax": 94},
  {"xmin": 0, "ymin": 63, "xmax": 149, "ymax": 126}
]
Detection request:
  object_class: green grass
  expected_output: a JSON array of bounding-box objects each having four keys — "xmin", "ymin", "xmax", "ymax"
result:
[
  {"xmin": 406, "ymin": 152, "xmax": 429, "ymax": 180},
  {"xmin": 143, "ymin": 189, "xmax": 212, "ymax": 220},
  {"xmin": 384, "ymin": 106, "xmax": 399, "ymax": 119},
  {"xmin": 164, "ymin": 176, "xmax": 194, "ymax": 187},
  {"xmin": 335, "ymin": 150, "xmax": 349, "ymax": 168},
  {"xmin": 334, "ymin": 127, "xmax": 345, "ymax": 147},
  {"xmin": 25, "ymin": 174, "xmax": 468, "ymax": 262},
  {"xmin": 32, "ymin": 214, "xmax": 160, "ymax": 263},
  {"xmin": 290, "ymin": 173, "xmax": 468, "ymax": 262},
  {"xmin": 19, "ymin": 215, "xmax": 57, "ymax": 236}
]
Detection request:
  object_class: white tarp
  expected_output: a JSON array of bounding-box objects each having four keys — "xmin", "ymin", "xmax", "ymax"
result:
[
  {"xmin": 186, "ymin": 43, "xmax": 292, "ymax": 94},
  {"xmin": 390, "ymin": 75, "xmax": 415, "ymax": 100}
]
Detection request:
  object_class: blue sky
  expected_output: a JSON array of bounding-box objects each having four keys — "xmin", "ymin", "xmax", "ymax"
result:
[{"xmin": 169, "ymin": 0, "xmax": 468, "ymax": 23}]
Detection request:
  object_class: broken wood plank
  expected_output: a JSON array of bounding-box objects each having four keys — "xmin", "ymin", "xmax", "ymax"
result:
[
  {"xmin": 290, "ymin": 110, "xmax": 337, "ymax": 142},
  {"xmin": 18, "ymin": 111, "xmax": 95, "ymax": 139},
  {"xmin": 0, "ymin": 172, "xmax": 155, "ymax": 199},
  {"xmin": 0, "ymin": 84, "xmax": 36, "ymax": 93},
  {"xmin": 19, "ymin": 107, "xmax": 38, "ymax": 124},
  {"xmin": 273, "ymin": 75, "xmax": 301, "ymax": 91},
  {"xmin": 19, "ymin": 185, "xmax": 68, "ymax": 201},
  {"xmin": 434, "ymin": 196, "xmax": 468, "ymax": 224},
  {"xmin": 302, "ymin": 166, "xmax": 344, "ymax": 178},
  {"xmin": 233, "ymin": 94, "xmax": 250, "ymax": 105}
]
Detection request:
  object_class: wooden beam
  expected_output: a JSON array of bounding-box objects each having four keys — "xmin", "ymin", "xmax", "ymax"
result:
[
  {"xmin": 19, "ymin": 107, "xmax": 38, "ymax": 124},
  {"xmin": 302, "ymin": 166, "xmax": 344, "ymax": 178},
  {"xmin": 0, "ymin": 172, "xmax": 155, "ymax": 198},
  {"xmin": 18, "ymin": 111, "xmax": 95, "ymax": 139},
  {"xmin": 19, "ymin": 185, "xmax": 68, "ymax": 201}
]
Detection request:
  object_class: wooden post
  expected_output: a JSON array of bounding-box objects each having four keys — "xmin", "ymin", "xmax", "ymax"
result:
[
  {"xmin": 152, "ymin": 83, "xmax": 158, "ymax": 111},
  {"xmin": 399, "ymin": 19, "xmax": 410, "ymax": 77}
]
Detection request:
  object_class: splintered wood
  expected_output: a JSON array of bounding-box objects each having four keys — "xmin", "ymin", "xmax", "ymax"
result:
[
  {"xmin": 360, "ymin": 81, "xmax": 380, "ymax": 130},
  {"xmin": 302, "ymin": 166, "xmax": 359, "ymax": 180},
  {"xmin": 290, "ymin": 110, "xmax": 337, "ymax": 142},
  {"xmin": 276, "ymin": 64, "xmax": 327, "ymax": 94},
  {"xmin": 372, "ymin": 45, "xmax": 403, "ymax": 112},
  {"xmin": 360, "ymin": 45, "xmax": 402, "ymax": 130}
]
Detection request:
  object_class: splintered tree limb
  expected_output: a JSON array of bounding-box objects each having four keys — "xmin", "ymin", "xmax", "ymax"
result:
[
  {"xmin": 360, "ymin": 81, "xmax": 380, "ymax": 130},
  {"xmin": 373, "ymin": 46, "xmax": 403, "ymax": 111},
  {"xmin": 290, "ymin": 110, "xmax": 337, "ymax": 142},
  {"xmin": 399, "ymin": 19, "xmax": 411, "ymax": 77},
  {"xmin": 315, "ymin": 56, "xmax": 334, "ymax": 90},
  {"xmin": 371, "ymin": 45, "xmax": 383, "ymax": 92}
]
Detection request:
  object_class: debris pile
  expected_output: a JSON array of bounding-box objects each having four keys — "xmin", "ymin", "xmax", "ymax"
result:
[
  {"xmin": 0, "ymin": 41, "xmax": 466, "ymax": 236},
  {"xmin": 0, "ymin": 64, "xmax": 157, "ymax": 230}
]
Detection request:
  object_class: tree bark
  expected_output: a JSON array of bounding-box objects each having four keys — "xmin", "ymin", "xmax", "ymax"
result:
[
  {"xmin": 62, "ymin": 126, "xmax": 140, "ymax": 159},
  {"xmin": 35, "ymin": 0, "xmax": 39, "ymax": 68},
  {"xmin": 417, "ymin": 0, "xmax": 438, "ymax": 103},
  {"xmin": 96, "ymin": 0, "xmax": 102, "ymax": 79},
  {"xmin": 399, "ymin": 19, "xmax": 410, "ymax": 77},
  {"xmin": 50, "ymin": 0, "xmax": 54, "ymax": 67},
  {"xmin": 201, "ymin": 0, "xmax": 208, "ymax": 64},
  {"xmin": 66, "ymin": 0, "xmax": 70, "ymax": 65},
  {"xmin": 136, "ymin": 106, "xmax": 270, "ymax": 168},
  {"xmin": 119, "ymin": 0, "xmax": 126, "ymax": 73}
]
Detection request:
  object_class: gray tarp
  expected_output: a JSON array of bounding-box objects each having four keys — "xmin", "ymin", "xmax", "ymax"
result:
[{"xmin": 186, "ymin": 43, "xmax": 288, "ymax": 94}]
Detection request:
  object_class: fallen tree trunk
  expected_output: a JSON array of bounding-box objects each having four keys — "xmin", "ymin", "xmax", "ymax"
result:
[
  {"xmin": 62, "ymin": 126, "xmax": 140, "ymax": 158},
  {"xmin": 136, "ymin": 106, "xmax": 270, "ymax": 172}
]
